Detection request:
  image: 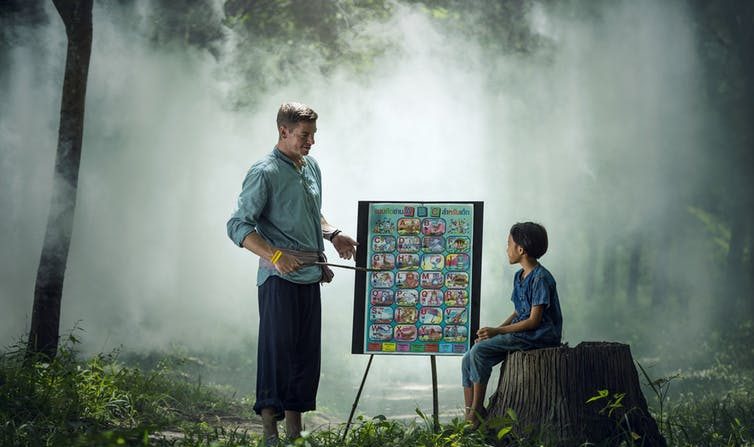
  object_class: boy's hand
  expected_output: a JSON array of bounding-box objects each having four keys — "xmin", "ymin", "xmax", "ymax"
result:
[{"xmin": 476, "ymin": 326, "xmax": 499, "ymax": 340}]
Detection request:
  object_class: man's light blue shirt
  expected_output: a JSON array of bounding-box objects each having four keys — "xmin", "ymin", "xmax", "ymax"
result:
[{"xmin": 227, "ymin": 147, "xmax": 324, "ymax": 285}]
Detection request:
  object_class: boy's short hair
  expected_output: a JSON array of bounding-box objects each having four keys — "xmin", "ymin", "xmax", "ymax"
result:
[
  {"xmin": 277, "ymin": 102, "xmax": 318, "ymax": 129},
  {"xmin": 510, "ymin": 222, "xmax": 548, "ymax": 260}
]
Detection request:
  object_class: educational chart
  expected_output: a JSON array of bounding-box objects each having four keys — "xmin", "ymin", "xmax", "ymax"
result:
[{"xmin": 352, "ymin": 202, "xmax": 483, "ymax": 356}]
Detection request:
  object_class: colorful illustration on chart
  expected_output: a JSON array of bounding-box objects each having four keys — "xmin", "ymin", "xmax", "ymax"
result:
[
  {"xmin": 443, "ymin": 325, "xmax": 468, "ymax": 343},
  {"xmin": 445, "ymin": 254, "xmax": 470, "ymax": 271},
  {"xmin": 444, "ymin": 289, "xmax": 468, "ymax": 307},
  {"xmin": 397, "ymin": 236, "xmax": 421, "ymax": 253},
  {"xmin": 371, "ymin": 271, "xmax": 394, "ymax": 288},
  {"xmin": 397, "ymin": 254, "xmax": 420, "ymax": 270},
  {"xmin": 420, "ymin": 289, "xmax": 443, "ymax": 306},
  {"xmin": 395, "ymin": 290, "xmax": 419, "ymax": 306},
  {"xmin": 421, "ymin": 254, "xmax": 444, "ymax": 271},
  {"xmin": 372, "ymin": 236, "xmax": 396, "ymax": 252},
  {"xmin": 397, "ymin": 218, "xmax": 421, "ymax": 235},
  {"xmin": 371, "ymin": 289, "xmax": 395, "ymax": 305},
  {"xmin": 396, "ymin": 271, "xmax": 420, "ymax": 289},
  {"xmin": 371, "ymin": 253, "xmax": 396, "ymax": 270},
  {"xmin": 419, "ymin": 307, "xmax": 443, "ymax": 324},
  {"xmin": 447, "ymin": 236, "xmax": 470, "ymax": 253},
  {"xmin": 445, "ymin": 272, "xmax": 469, "ymax": 289},
  {"xmin": 448, "ymin": 218, "xmax": 471, "ymax": 235},
  {"xmin": 421, "ymin": 271, "xmax": 444, "ymax": 289},
  {"xmin": 369, "ymin": 324, "xmax": 392, "ymax": 341},
  {"xmin": 418, "ymin": 325, "xmax": 443, "ymax": 342},
  {"xmin": 422, "ymin": 236, "xmax": 445, "ymax": 253},
  {"xmin": 373, "ymin": 217, "xmax": 396, "ymax": 234},
  {"xmin": 395, "ymin": 325, "xmax": 417, "ymax": 341},
  {"xmin": 395, "ymin": 307, "xmax": 418, "ymax": 324},
  {"xmin": 444, "ymin": 307, "xmax": 468, "ymax": 325},
  {"xmin": 370, "ymin": 306, "xmax": 394, "ymax": 323},
  {"xmin": 358, "ymin": 202, "xmax": 480, "ymax": 356}
]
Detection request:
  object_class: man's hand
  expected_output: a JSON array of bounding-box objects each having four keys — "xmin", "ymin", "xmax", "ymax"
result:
[
  {"xmin": 273, "ymin": 252, "xmax": 301, "ymax": 274},
  {"xmin": 476, "ymin": 326, "xmax": 500, "ymax": 341},
  {"xmin": 332, "ymin": 233, "xmax": 358, "ymax": 260}
]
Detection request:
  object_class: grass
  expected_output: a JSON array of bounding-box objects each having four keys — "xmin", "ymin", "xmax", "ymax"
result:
[
  {"xmin": 0, "ymin": 330, "xmax": 254, "ymax": 446},
  {"xmin": 2, "ymin": 328, "xmax": 753, "ymax": 446}
]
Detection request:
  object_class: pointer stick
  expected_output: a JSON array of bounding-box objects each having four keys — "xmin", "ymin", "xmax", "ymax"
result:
[{"xmin": 313, "ymin": 261, "xmax": 380, "ymax": 272}]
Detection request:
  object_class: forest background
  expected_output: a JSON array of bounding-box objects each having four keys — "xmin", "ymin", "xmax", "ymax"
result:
[{"xmin": 1, "ymin": 0, "xmax": 752, "ymax": 444}]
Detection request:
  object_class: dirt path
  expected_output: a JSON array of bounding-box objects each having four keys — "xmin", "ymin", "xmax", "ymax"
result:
[{"xmin": 153, "ymin": 412, "xmax": 340, "ymax": 441}]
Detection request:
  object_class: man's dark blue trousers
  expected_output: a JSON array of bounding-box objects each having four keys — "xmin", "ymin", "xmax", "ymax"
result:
[{"xmin": 253, "ymin": 275, "xmax": 321, "ymax": 419}]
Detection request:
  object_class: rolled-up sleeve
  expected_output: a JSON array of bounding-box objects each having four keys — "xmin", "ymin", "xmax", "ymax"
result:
[
  {"xmin": 530, "ymin": 275, "xmax": 552, "ymax": 308},
  {"xmin": 226, "ymin": 166, "xmax": 269, "ymax": 247}
]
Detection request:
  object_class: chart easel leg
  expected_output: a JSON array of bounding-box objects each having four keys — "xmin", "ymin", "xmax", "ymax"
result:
[
  {"xmin": 431, "ymin": 355, "xmax": 439, "ymax": 432},
  {"xmin": 343, "ymin": 354, "xmax": 374, "ymax": 441}
]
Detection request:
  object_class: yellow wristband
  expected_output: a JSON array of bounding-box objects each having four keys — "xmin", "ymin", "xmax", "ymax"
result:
[{"xmin": 271, "ymin": 250, "xmax": 282, "ymax": 264}]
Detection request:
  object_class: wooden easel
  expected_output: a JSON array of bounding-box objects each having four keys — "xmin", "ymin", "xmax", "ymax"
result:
[{"xmin": 342, "ymin": 354, "xmax": 440, "ymax": 441}]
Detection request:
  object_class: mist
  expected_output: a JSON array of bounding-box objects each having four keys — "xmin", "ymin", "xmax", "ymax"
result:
[{"xmin": 1, "ymin": 0, "xmax": 748, "ymax": 420}]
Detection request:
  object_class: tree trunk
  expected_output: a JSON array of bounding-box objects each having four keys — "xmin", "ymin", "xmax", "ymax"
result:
[
  {"xmin": 602, "ymin": 246, "xmax": 618, "ymax": 309},
  {"xmin": 487, "ymin": 342, "xmax": 665, "ymax": 446},
  {"xmin": 747, "ymin": 219, "xmax": 754, "ymax": 318},
  {"xmin": 649, "ymin": 243, "xmax": 667, "ymax": 310},
  {"xmin": 584, "ymin": 240, "xmax": 596, "ymax": 301},
  {"xmin": 626, "ymin": 241, "xmax": 641, "ymax": 306},
  {"xmin": 725, "ymin": 214, "xmax": 746, "ymax": 319},
  {"xmin": 27, "ymin": 0, "xmax": 93, "ymax": 358}
]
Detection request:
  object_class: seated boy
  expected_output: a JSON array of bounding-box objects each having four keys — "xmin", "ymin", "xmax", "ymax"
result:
[{"xmin": 461, "ymin": 222, "xmax": 563, "ymax": 426}]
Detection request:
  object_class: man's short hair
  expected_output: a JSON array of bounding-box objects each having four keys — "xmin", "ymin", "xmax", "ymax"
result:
[
  {"xmin": 277, "ymin": 102, "xmax": 318, "ymax": 129},
  {"xmin": 510, "ymin": 222, "xmax": 548, "ymax": 260}
]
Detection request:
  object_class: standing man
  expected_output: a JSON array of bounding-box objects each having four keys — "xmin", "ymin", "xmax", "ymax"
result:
[{"xmin": 226, "ymin": 102, "xmax": 357, "ymax": 444}]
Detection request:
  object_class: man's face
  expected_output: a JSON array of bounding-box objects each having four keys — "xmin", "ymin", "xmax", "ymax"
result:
[{"xmin": 279, "ymin": 121, "xmax": 316, "ymax": 161}]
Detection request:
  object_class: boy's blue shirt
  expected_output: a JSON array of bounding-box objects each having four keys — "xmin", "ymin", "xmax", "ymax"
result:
[{"xmin": 510, "ymin": 264, "xmax": 563, "ymax": 345}]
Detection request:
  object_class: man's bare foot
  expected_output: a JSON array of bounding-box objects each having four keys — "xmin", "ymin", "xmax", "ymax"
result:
[{"xmin": 263, "ymin": 434, "xmax": 280, "ymax": 446}]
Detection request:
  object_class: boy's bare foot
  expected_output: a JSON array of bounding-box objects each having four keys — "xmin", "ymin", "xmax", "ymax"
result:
[{"xmin": 464, "ymin": 406, "xmax": 488, "ymax": 429}]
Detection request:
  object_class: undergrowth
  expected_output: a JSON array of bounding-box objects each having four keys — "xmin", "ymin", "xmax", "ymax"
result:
[
  {"xmin": 1, "ymin": 326, "xmax": 753, "ymax": 446},
  {"xmin": 0, "ymin": 330, "xmax": 252, "ymax": 446}
]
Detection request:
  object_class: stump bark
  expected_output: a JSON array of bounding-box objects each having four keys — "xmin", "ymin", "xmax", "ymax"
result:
[{"xmin": 486, "ymin": 342, "xmax": 665, "ymax": 446}]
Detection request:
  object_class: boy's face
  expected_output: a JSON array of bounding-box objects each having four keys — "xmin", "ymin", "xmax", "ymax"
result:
[{"xmin": 506, "ymin": 233, "xmax": 524, "ymax": 264}]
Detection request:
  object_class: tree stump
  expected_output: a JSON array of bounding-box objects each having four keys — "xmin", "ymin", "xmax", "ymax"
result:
[{"xmin": 486, "ymin": 342, "xmax": 665, "ymax": 446}]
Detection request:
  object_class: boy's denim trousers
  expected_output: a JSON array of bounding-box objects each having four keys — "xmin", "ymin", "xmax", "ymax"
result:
[{"xmin": 461, "ymin": 333, "xmax": 541, "ymax": 388}]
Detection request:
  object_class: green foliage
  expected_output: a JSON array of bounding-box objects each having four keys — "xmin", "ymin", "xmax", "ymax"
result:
[
  {"xmin": 638, "ymin": 356, "xmax": 754, "ymax": 447},
  {"xmin": 320, "ymin": 413, "xmax": 489, "ymax": 447},
  {"xmin": 2, "ymin": 330, "xmax": 754, "ymax": 446},
  {"xmin": 666, "ymin": 391, "xmax": 753, "ymax": 447},
  {"xmin": 146, "ymin": 0, "xmax": 225, "ymax": 56},
  {"xmin": 0, "ymin": 332, "xmax": 250, "ymax": 446},
  {"xmin": 585, "ymin": 388, "xmax": 630, "ymax": 421},
  {"xmin": 217, "ymin": 0, "xmax": 549, "ymax": 107},
  {"xmin": 687, "ymin": 205, "xmax": 732, "ymax": 255}
]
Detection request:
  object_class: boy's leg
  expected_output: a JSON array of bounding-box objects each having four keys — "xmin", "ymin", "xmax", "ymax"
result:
[
  {"xmin": 464, "ymin": 335, "xmax": 531, "ymax": 424},
  {"xmin": 463, "ymin": 386, "xmax": 473, "ymax": 409},
  {"xmin": 463, "ymin": 344, "xmax": 491, "ymax": 424},
  {"xmin": 461, "ymin": 351, "xmax": 474, "ymax": 417},
  {"xmin": 469, "ymin": 382, "xmax": 487, "ymax": 421}
]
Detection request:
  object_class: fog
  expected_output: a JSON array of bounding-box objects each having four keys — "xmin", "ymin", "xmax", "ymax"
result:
[{"xmin": 0, "ymin": 0, "xmax": 734, "ymax": 420}]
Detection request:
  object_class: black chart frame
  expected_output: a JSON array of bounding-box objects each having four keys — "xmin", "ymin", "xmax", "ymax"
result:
[{"xmin": 351, "ymin": 201, "xmax": 483, "ymax": 355}]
